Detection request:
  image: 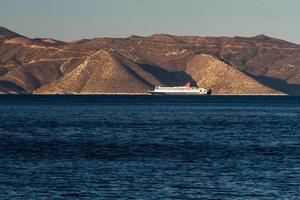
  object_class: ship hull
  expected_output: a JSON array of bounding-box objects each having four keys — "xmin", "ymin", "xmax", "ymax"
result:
[{"xmin": 149, "ymin": 92, "xmax": 210, "ymax": 95}]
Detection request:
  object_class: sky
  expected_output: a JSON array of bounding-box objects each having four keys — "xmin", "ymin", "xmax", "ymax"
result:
[{"xmin": 0, "ymin": 0, "xmax": 299, "ymax": 43}]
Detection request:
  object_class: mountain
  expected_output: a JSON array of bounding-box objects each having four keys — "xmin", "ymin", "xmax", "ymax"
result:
[
  {"xmin": 0, "ymin": 26, "xmax": 21, "ymax": 39},
  {"xmin": 0, "ymin": 27, "xmax": 299, "ymax": 94},
  {"xmin": 33, "ymin": 50, "xmax": 161, "ymax": 94}
]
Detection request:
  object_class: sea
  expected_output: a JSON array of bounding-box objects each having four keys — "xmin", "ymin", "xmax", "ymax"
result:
[{"xmin": 0, "ymin": 95, "xmax": 299, "ymax": 200}]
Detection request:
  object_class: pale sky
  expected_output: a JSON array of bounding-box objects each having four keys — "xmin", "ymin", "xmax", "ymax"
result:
[{"xmin": 0, "ymin": 0, "xmax": 299, "ymax": 44}]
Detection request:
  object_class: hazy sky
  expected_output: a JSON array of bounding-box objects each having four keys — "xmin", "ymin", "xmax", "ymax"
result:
[{"xmin": 1, "ymin": 0, "xmax": 299, "ymax": 43}]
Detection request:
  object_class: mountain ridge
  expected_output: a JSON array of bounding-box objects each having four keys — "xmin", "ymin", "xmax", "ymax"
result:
[{"xmin": 0, "ymin": 27, "xmax": 299, "ymax": 95}]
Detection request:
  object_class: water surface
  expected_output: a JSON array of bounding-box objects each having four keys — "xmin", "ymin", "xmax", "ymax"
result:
[{"xmin": 0, "ymin": 95, "xmax": 299, "ymax": 199}]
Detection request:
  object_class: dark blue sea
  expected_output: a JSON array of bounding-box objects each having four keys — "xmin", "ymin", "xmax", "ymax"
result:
[{"xmin": 0, "ymin": 95, "xmax": 299, "ymax": 200}]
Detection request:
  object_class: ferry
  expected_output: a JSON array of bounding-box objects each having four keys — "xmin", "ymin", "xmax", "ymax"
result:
[{"xmin": 149, "ymin": 82, "xmax": 211, "ymax": 95}]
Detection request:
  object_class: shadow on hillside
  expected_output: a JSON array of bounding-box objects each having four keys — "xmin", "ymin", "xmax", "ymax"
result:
[
  {"xmin": 252, "ymin": 75, "xmax": 300, "ymax": 95},
  {"xmin": 120, "ymin": 63, "xmax": 155, "ymax": 88},
  {"xmin": 0, "ymin": 67, "xmax": 8, "ymax": 76},
  {"xmin": 139, "ymin": 63, "xmax": 197, "ymax": 87},
  {"xmin": 0, "ymin": 80, "xmax": 27, "ymax": 94}
]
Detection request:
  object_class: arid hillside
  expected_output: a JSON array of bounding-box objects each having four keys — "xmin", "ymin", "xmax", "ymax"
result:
[{"xmin": 1, "ymin": 27, "xmax": 299, "ymax": 94}]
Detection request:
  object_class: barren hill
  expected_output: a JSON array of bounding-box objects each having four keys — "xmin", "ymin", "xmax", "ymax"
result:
[
  {"xmin": 1, "ymin": 27, "xmax": 299, "ymax": 94},
  {"xmin": 34, "ymin": 50, "xmax": 161, "ymax": 94},
  {"xmin": 186, "ymin": 54, "xmax": 278, "ymax": 94}
]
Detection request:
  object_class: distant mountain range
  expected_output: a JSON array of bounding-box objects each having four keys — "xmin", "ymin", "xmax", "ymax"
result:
[{"xmin": 0, "ymin": 26, "xmax": 299, "ymax": 95}]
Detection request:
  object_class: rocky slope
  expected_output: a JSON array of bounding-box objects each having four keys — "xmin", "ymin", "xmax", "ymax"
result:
[{"xmin": 1, "ymin": 26, "xmax": 299, "ymax": 94}]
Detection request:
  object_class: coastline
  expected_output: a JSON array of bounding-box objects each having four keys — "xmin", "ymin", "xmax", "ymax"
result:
[{"xmin": 0, "ymin": 93, "xmax": 289, "ymax": 96}]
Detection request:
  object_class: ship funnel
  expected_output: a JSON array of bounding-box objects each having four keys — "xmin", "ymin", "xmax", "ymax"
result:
[{"xmin": 185, "ymin": 82, "xmax": 192, "ymax": 88}]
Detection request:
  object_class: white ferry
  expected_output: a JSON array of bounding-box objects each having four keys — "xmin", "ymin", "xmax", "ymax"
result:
[{"xmin": 149, "ymin": 82, "xmax": 211, "ymax": 95}]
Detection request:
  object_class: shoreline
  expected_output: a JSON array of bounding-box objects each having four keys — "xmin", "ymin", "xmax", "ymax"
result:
[{"xmin": 0, "ymin": 93, "xmax": 290, "ymax": 96}]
